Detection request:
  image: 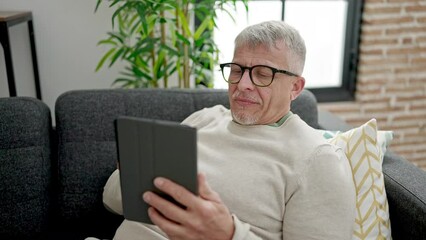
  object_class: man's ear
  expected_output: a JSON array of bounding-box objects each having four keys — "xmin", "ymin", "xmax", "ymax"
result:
[{"xmin": 290, "ymin": 76, "xmax": 305, "ymax": 101}]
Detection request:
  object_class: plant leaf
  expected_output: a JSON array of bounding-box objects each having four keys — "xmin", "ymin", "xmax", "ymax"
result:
[
  {"xmin": 153, "ymin": 50, "xmax": 166, "ymax": 78},
  {"xmin": 176, "ymin": 8, "xmax": 192, "ymax": 38},
  {"xmin": 94, "ymin": 0, "xmax": 102, "ymax": 12},
  {"xmin": 194, "ymin": 17, "xmax": 211, "ymax": 40},
  {"xmin": 175, "ymin": 31, "xmax": 191, "ymax": 45},
  {"xmin": 95, "ymin": 48, "xmax": 116, "ymax": 71},
  {"xmin": 97, "ymin": 39, "xmax": 117, "ymax": 46},
  {"xmin": 107, "ymin": 32, "xmax": 125, "ymax": 45},
  {"xmin": 109, "ymin": 48, "xmax": 125, "ymax": 67},
  {"xmin": 111, "ymin": 3, "xmax": 129, "ymax": 29}
]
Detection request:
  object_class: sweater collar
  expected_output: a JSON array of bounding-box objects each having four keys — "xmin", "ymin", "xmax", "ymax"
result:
[
  {"xmin": 267, "ymin": 111, "xmax": 293, "ymax": 127},
  {"xmin": 230, "ymin": 111, "xmax": 293, "ymax": 127}
]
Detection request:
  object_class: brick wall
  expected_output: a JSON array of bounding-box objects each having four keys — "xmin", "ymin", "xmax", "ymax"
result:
[{"xmin": 318, "ymin": 0, "xmax": 426, "ymax": 170}]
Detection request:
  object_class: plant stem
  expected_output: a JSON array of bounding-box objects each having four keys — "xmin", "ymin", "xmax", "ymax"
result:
[
  {"xmin": 149, "ymin": 31, "xmax": 158, "ymax": 88},
  {"xmin": 175, "ymin": 6, "xmax": 182, "ymax": 88},
  {"xmin": 160, "ymin": 10, "xmax": 168, "ymax": 88},
  {"xmin": 183, "ymin": 2, "xmax": 190, "ymax": 88}
]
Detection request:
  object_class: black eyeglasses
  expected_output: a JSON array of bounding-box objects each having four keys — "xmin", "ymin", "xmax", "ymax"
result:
[{"xmin": 219, "ymin": 62, "xmax": 299, "ymax": 87}]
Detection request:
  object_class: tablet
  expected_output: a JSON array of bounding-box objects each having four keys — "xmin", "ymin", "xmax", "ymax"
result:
[{"xmin": 114, "ymin": 116, "xmax": 198, "ymax": 224}]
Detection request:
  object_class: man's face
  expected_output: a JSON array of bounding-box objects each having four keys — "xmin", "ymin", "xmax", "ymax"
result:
[{"xmin": 228, "ymin": 42, "xmax": 304, "ymax": 125}]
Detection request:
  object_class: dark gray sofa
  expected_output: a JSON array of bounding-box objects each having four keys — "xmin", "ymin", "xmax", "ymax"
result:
[{"xmin": 0, "ymin": 89, "xmax": 425, "ymax": 239}]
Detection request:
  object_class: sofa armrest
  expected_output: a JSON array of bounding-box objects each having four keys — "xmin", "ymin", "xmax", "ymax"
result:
[
  {"xmin": 382, "ymin": 151, "xmax": 426, "ymax": 240},
  {"xmin": 0, "ymin": 97, "xmax": 52, "ymax": 239}
]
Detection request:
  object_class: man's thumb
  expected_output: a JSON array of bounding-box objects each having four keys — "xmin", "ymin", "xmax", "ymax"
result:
[{"xmin": 198, "ymin": 172, "xmax": 222, "ymax": 203}]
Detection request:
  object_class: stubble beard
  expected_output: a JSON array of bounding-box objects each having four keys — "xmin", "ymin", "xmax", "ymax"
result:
[
  {"xmin": 230, "ymin": 91, "xmax": 261, "ymax": 125},
  {"xmin": 231, "ymin": 107, "xmax": 260, "ymax": 125}
]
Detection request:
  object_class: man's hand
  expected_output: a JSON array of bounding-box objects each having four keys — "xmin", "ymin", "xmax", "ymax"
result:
[{"xmin": 142, "ymin": 173, "xmax": 234, "ymax": 240}]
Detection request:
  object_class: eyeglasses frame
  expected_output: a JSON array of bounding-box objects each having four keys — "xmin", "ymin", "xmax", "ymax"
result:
[{"xmin": 219, "ymin": 62, "xmax": 299, "ymax": 87}]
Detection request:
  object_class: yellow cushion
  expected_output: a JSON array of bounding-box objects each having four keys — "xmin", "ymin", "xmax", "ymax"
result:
[{"xmin": 322, "ymin": 119, "xmax": 392, "ymax": 239}]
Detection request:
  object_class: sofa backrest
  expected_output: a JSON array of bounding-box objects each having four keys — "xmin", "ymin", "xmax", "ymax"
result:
[
  {"xmin": 0, "ymin": 97, "xmax": 52, "ymax": 240},
  {"xmin": 54, "ymin": 88, "xmax": 318, "ymax": 238}
]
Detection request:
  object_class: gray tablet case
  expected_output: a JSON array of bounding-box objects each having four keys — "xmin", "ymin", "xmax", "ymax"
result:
[{"xmin": 115, "ymin": 116, "xmax": 198, "ymax": 224}]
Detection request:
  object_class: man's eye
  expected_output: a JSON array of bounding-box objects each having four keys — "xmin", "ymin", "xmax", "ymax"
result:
[
  {"xmin": 256, "ymin": 70, "xmax": 272, "ymax": 77},
  {"xmin": 258, "ymin": 72, "xmax": 271, "ymax": 77}
]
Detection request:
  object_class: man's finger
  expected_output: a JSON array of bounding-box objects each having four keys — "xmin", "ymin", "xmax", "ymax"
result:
[
  {"xmin": 153, "ymin": 177, "xmax": 198, "ymax": 208},
  {"xmin": 143, "ymin": 191, "xmax": 187, "ymax": 223}
]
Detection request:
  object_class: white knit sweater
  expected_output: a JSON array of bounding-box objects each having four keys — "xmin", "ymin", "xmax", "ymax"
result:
[{"xmin": 103, "ymin": 105, "xmax": 355, "ymax": 240}]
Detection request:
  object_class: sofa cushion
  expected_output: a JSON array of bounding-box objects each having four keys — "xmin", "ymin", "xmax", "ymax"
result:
[
  {"xmin": 0, "ymin": 97, "xmax": 52, "ymax": 240},
  {"xmin": 321, "ymin": 119, "xmax": 392, "ymax": 239}
]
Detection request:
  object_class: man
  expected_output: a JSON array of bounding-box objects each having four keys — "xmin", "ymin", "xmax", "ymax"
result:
[{"xmin": 103, "ymin": 20, "xmax": 356, "ymax": 239}]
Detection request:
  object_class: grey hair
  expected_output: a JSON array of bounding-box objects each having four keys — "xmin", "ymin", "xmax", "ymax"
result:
[{"xmin": 234, "ymin": 20, "xmax": 306, "ymax": 75}]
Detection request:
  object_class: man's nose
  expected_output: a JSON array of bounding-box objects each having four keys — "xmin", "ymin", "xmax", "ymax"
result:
[{"xmin": 237, "ymin": 69, "xmax": 255, "ymax": 90}]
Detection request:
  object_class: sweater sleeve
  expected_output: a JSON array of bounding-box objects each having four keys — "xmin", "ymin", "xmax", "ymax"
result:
[
  {"xmin": 103, "ymin": 169, "xmax": 123, "ymax": 215},
  {"xmin": 181, "ymin": 108, "xmax": 205, "ymax": 126},
  {"xmin": 282, "ymin": 144, "xmax": 356, "ymax": 240},
  {"xmin": 231, "ymin": 215, "xmax": 262, "ymax": 240},
  {"xmin": 181, "ymin": 105, "xmax": 229, "ymax": 128}
]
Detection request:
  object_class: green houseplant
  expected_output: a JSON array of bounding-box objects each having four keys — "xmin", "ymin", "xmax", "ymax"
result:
[{"xmin": 95, "ymin": 0, "xmax": 248, "ymax": 88}]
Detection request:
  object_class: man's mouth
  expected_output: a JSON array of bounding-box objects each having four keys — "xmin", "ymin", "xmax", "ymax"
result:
[
  {"xmin": 233, "ymin": 97, "xmax": 258, "ymax": 107},
  {"xmin": 231, "ymin": 90, "xmax": 261, "ymax": 107}
]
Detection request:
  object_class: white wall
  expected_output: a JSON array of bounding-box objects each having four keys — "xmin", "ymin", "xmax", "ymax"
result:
[{"xmin": 0, "ymin": 0, "xmax": 124, "ymax": 119}]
